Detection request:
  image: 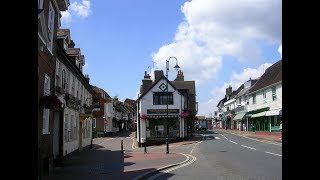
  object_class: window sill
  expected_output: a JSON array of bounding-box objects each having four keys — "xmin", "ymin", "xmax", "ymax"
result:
[{"xmin": 42, "ymin": 131, "xmax": 50, "ymax": 135}]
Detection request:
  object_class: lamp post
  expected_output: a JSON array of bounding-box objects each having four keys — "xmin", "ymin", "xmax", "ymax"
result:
[{"xmin": 165, "ymin": 57, "xmax": 180, "ymax": 138}]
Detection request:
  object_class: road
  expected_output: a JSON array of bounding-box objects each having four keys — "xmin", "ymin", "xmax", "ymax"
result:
[{"xmin": 148, "ymin": 130, "xmax": 282, "ymax": 180}]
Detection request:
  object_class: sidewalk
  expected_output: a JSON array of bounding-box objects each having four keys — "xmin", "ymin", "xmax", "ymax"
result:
[
  {"xmin": 212, "ymin": 128, "xmax": 282, "ymax": 143},
  {"xmin": 43, "ymin": 145, "xmax": 186, "ymax": 180}
]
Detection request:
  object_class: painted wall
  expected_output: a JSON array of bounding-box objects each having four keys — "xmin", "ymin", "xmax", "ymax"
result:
[
  {"xmin": 248, "ymin": 83, "xmax": 282, "ymax": 111},
  {"xmin": 137, "ymin": 79, "xmax": 185, "ymax": 143},
  {"xmin": 63, "ymin": 107, "xmax": 79, "ymax": 156}
]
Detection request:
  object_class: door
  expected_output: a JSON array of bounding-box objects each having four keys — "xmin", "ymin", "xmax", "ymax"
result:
[
  {"xmin": 53, "ymin": 111, "xmax": 60, "ymax": 159},
  {"xmin": 79, "ymin": 121, "xmax": 83, "ymax": 152}
]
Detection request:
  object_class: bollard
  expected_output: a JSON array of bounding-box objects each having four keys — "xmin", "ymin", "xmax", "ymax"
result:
[
  {"xmin": 90, "ymin": 139, "xmax": 93, "ymax": 149},
  {"xmin": 166, "ymin": 138, "xmax": 169, "ymax": 154},
  {"xmin": 144, "ymin": 139, "xmax": 147, "ymax": 154},
  {"xmin": 121, "ymin": 140, "xmax": 124, "ymax": 154}
]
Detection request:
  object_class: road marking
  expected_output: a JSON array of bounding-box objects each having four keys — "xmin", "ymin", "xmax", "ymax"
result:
[
  {"xmin": 224, "ymin": 137, "xmax": 228, "ymax": 140},
  {"xmin": 229, "ymin": 140, "xmax": 238, "ymax": 144},
  {"xmin": 241, "ymin": 145, "xmax": 256, "ymax": 150},
  {"xmin": 190, "ymin": 137, "xmax": 203, "ymax": 154},
  {"xmin": 147, "ymin": 153, "xmax": 196, "ymax": 180},
  {"xmin": 265, "ymin": 151, "xmax": 282, "ymax": 157},
  {"xmin": 215, "ymin": 137, "xmax": 220, "ymax": 139},
  {"xmin": 163, "ymin": 154, "xmax": 197, "ymax": 173}
]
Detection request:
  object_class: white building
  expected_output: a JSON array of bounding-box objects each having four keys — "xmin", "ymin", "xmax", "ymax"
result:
[
  {"xmin": 246, "ymin": 60, "xmax": 282, "ymax": 133},
  {"xmin": 136, "ymin": 71, "xmax": 186, "ymax": 145},
  {"xmin": 54, "ymin": 29, "xmax": 94, "ymax": 158}
]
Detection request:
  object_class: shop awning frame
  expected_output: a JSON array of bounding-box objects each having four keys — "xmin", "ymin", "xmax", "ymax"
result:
[{"xmin": 233, "ymin": 112, "xmax": 246, "ymax": 121}]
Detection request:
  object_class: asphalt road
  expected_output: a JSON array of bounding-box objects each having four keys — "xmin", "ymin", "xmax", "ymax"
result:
[{"xmin": 150, "ymin": 131, "xmax": 282, "ymax": 180}]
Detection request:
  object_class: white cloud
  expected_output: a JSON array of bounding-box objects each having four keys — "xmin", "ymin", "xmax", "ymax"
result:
[
  {"xmin": 70, "ymin": 0, "xmax": 91, "ymax": 17},
  {"xmin": 278, "ymin": 44, "xmax": 282, "ymax": 58},
  {"xmin": 61, "ymin": 10, "xmax": 71, "ymax": 23},
  {"xmin": 197, "ymin": 63, "xmax": 272, "ymax": 116},
  {"xmin": 152, "ymin": 0, "xmax": 281, "ymax": 83},
  {"xmin": 61, "ymin": 0, "xmax": 91, "ymax": 24}
]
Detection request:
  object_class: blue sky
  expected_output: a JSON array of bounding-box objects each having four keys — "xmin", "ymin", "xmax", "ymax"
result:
[{"xmin": 61, "ymin": 0, "xmax": 282, "ymax": 117}]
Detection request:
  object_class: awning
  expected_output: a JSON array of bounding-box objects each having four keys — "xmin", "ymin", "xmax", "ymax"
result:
[
  {"xmin": 251, "ymin": 112, "xmax": 266, "ymax": 118},
  {"xmin": 147, "ymin": 115, "xmax": 180, "ymax": 119},
  {"xmin": 233, "ymin": 112, "xmax": 246, "ymax": 121},
  {"xmin": 265, "ymin": 109, "xmax": 282, "ymax": 116}
]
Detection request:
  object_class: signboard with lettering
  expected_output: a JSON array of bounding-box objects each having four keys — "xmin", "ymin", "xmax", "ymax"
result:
[{"xmin": 147, "ymin": 109, "xmax": 179, "ymax": 114}]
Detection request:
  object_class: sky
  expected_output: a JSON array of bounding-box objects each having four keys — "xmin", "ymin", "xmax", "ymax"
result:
[{"xmin": 61, "ymin": 0, "xmax": 282, "ymax": 117}]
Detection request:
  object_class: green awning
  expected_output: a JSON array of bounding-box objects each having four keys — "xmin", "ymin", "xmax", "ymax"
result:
[
  {"xmin": 233, "ymin": 112, "xmax": 246, "ymax": 121},
  {"xmin": 246, "ymin": 107, "xmax": 270, "ymax": 115},
  {"xmin": 221, "ymin": 115, "xmax": 227, "ymax": 122}
]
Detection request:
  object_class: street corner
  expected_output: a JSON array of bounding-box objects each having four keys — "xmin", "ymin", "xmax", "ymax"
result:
[
  {"xmin": 124, "ymin": 151, "xmax": 186, "ymax": 163},
  {"xmin": 123, "ymin": 152, "xmax": 188, "ymax": 179}
]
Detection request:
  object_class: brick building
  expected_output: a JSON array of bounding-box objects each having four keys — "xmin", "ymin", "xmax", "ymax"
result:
[{"xmin": 38, "ymin": 0, "xmax": 69, "ymax": 178}]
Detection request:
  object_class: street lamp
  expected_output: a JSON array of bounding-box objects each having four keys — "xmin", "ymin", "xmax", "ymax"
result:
[{"xmin": 165, "ymin": 57, "xmax": 180, "ymax": 138}]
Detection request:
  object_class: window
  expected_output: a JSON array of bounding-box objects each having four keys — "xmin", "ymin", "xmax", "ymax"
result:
[
  {"xmin": 43, "ymin": 74, "xmax": 51, "ymax": 134},
  {"xmin": 272, "ymin": 86, "xmax": 277, "ymax": 101},
  {"xmin": 93, "ymin": 118, "xmax": 96, "ymax": 128},
  {"xmin": 252, "ymin": 94, "xmax": 256, "ymax": 104},
  {"xmin": 44, "ymin": 74, "xmax": 51, "ymax": 95},
  {"xmin": 42, "ymin": 109, "xmax": 50, "ymax": 134},
  {"xmin": 38, "ymin": 0, "xmax": 43, "ymax": 9},
  {"xmin": 153, "ymin": 92, "xmax": 173, "ymax": 105},
  {"xmin": 64, "ymin": 114, "xmax": 68, "ymax": 142},
  {"xmin": 47, "ymin": 2, "xmax": 55, "ymax": 52},
  {"xmin": 239, "ymin": 97, "xmax": 242, "ymax": 105},
  {"xmin": 227, "ymin": 107, "xmax": 230, "ymax": 111},
  {"xmin": 263, "ymin": 90, "xmax": 266, "ymax": 99},
  {"xmin": 62, "ymin": 69, "xmax": 66, "ymax": 89},
  {"xmin": 70, "ymin": 115, "xmax": 74, "ymax": 140}
]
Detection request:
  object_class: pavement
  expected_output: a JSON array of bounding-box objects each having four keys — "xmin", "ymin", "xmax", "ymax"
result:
[
  {"xmin": 42, "ymin": 130, "xmax": 280, "ymax": 180},
  {"xmin": 43, "ymin": 131, "xmax": 192, "ymax": 180},
  {"xmin": 211, "ymin": 128, "xmax": 282, "ymax": 144}
]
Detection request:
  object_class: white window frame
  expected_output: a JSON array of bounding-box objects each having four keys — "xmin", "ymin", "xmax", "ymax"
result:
[
  {"xmin": 47, "ymin": 2, "xmax": 55, "ymax": 53},
  {"xmin": 64, "ymin": 114, "xmax": 68, "ymax": 142},
  {"xmin": 252, "ymin": 94, "xmax": 256, "ymax": 104},
  {"xmin": 62, "ymin": 69, "xmax": 66, "ymax": 89},
  {"xmin": 38, "ymin": 0, "xmax": 44, "ymax": 10},
  {"xmin": 43, "ymin": 74, "xmax": 51, "ymax": 134},
  {"xmin": 272, "ymin": 86, "xmax": 277, "ymax": 101}
]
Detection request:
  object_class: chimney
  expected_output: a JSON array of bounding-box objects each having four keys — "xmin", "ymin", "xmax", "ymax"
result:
[
  {"xmin": 154, "ymin": 70, "xmax": 164, "ymax": 81},
  {"xmin": 69, "ymin": 40, "xmax": 75, "ymax": 48},
  {"xmin": 174, "ymin": 70, "xmax": 184, "ymax": 81},
  {"xmin": 85, "ymin": 74, "xmax": 90, "ymax": 83},
  {"xmin": 141, "ymin": 71, "xmax": 152, "ymax": 94}
]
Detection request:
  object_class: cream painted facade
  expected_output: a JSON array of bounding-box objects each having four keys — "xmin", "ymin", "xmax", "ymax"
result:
[
  {"xmin": 137, "ymin": 78, "xmax": 186, "ymax": 143},
  {"xmin": 55, "ymin": 56, "xmax": 93, "ymax": 156},
  {"xmin": 247, "ymin": 82, "xmax": 282, "ymax": 112}
]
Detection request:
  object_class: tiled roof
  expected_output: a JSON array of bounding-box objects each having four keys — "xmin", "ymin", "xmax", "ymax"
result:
[
  {"xmin": 171, "ymin": 81, "xmax": 196, "ymax": 94},
  {"xmin": 137, "ymin": 75, "xmax": 178, "ymax": 100},
  {"xmin": 249, "ymin": 60, "xmax": 282, "ymax": 93},
  {"xmin": 57, "ymin": 29, "xmax": 70, "ymax": 38},
  {"xmin": 67, "ymin": 48, "xmax": 80, "ymax": 56}
]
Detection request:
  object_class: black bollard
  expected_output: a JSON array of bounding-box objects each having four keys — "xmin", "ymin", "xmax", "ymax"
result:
[
  {"xmin": 121, "ymin": 140, "xmax": 124, "ymax": 154},
  {"xmin": 90, "ymin": 139, "xmax": 93, "ymax": 149},
  {"xmin": 166, "ymin": 138, "xmax": 169, "ymax": 154},
  {"xmin": 144, "ymin": 139, "xmax": 147, "ymax": 154}
]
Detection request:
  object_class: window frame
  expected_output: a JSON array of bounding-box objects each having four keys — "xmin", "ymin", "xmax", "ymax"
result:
[
  {"xmin": 153, "ymin": 92, "xmax": 174, "ymax": 105},
  {"xmin": 47, "ymin": 2, "xmax": 55, "ymax": 53},
  {"xmin": 272, "ymin": 86, "xmax": 277, "ymax": 101}
]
